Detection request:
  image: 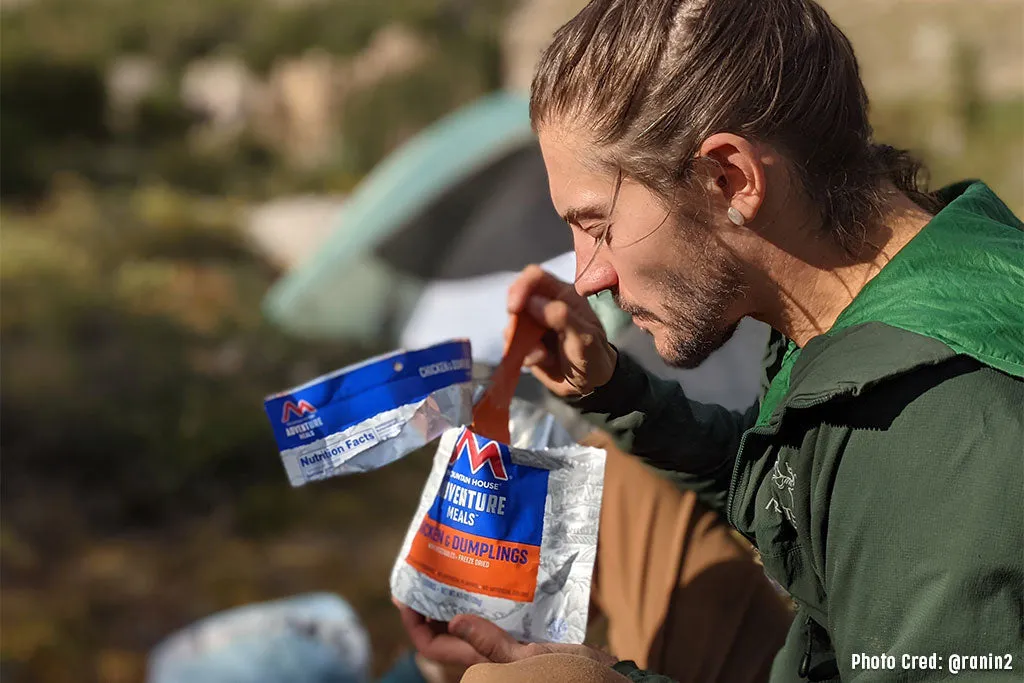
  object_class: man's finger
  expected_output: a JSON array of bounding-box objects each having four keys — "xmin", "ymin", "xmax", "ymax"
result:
[
  {"xmin": 448, "ymin": 614, "xmax": 527, "ymax": 664},
  {"xmin": 525, "ymin": 296, "xmax": 599, "ymax": 340},
  {"xmin": 398, "ymin": 605, "xmax": 441, "ymax": 653},
  {"xmin": 522, "ymin": 344, "xmax": 548, "ymax": 367},
  {"xmin": 508, "ymin": 265, "xmax": 575, "ymax": 315},
  {"xmin": 397, "ymin": 606, "xmax": 487, "ymax": 667}
]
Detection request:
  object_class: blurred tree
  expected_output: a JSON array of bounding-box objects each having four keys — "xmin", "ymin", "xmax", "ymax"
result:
[{"xmin": 0, "ymin": 59, "xmax": 108, "ymax": 199}]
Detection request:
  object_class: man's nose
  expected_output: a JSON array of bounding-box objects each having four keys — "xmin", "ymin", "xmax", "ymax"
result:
[{"xmin": 573, "ymin": 241, "xmax": 618, "ymax": 298}]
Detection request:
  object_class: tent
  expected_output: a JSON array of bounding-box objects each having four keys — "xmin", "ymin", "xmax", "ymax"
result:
[{"xmin": 262, "ymin": 91, "xmax": 582, "ymax": 342}]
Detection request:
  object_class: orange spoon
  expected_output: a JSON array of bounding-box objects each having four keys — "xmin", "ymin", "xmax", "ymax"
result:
[{"xmin": 470, "ymin": 314, "xmax": 546, "ymax": 443}]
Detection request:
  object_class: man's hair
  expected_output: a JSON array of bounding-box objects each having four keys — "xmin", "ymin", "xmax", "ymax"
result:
[{"xmin": 530, "ymin": 0, "xmax": 939, "ymax": 250}]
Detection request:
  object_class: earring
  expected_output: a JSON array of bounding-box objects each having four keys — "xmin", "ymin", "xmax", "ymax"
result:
[{"xmin": 727, "ymin": 205, "xmax": 745, "ymax": 226}]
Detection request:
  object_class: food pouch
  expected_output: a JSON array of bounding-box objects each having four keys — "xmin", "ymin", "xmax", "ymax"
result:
[
  {"xmin": 264, "ymin": 340, "xmax": 473, "ymax": 487},
  {"xmin": 389, "ymin": 317, "xmax": 606, "ymax": 643}
]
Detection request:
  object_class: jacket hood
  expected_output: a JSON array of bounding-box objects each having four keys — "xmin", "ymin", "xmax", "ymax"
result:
[{"xmin": 758, "ymin": 181, "xmax": 1024, "ymax": 426}]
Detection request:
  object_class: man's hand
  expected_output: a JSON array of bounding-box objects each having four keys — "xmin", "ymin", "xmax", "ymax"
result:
[
  {"xmin": 506, "ymin": 265, "xmax": 617, "ymax": 398},
  {"xmin": 448, "ymin": 613, "xmax": 618, "ymax": 667},
  {"xmin": 396, "ymin": 603, "xmax": 617, "ymax": 669},
  {"xmin": 396, "ymin": 604, "xmax": 488, "ymax": 668}
]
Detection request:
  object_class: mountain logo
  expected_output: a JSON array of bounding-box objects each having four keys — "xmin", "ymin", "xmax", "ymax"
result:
[
  {"xmin": 281, "ymin": 399, "xmax": 317, "ymax": 423},
  {"xmin": 450, "ymin": 429, "xmax": 509, "ymax": 481}
]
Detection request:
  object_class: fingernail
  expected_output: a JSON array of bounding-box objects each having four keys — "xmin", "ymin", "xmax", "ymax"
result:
[
  {"xmin": 450, "ymin": 619, "xmax": 471, "ymax": 639},
  {"xmin": 508, "ymin": 290, "xmax": 526, "ymax": 313},
  {"xmin": 523, "ymin": 349, "xmax": 545, "ymax": 366}
]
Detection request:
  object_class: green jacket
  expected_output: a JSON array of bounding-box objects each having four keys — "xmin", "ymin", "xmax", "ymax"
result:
[{"xmin": 572, "ymin": 182, "xmax": 1024, "ymax": 682}]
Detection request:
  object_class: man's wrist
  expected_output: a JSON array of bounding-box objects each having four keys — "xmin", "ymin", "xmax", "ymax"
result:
[
  {"xmin": 582, "ymin": 344, "xmax": 618, "ymax": 398},
  {"xmin": 567, "ymin": 345, "xmax": 642, "ymax": 412},
  {"xmin": 611, "ymin": 660, "xmax": 641, "ymax": 676}
]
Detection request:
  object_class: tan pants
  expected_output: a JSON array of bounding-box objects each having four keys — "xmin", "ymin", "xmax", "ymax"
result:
[{"xmin": 461, "ymin": 437, "xmax": 793, "ymax": 683}]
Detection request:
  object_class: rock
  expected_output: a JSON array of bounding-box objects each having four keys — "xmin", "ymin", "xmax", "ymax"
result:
[
  {"xmin": 268, "ymin": 50, "xmax": 339, "ymax": 166},
  {"xmin": 106, "ymin": 55, "xmax": 163, "ymax": 132},
  {"xmin": 253, "ymin": 26, "xmax": 429, "ymax": 168},
  {"xmin": 180, "ymin": 56, "xmax": 259, "ymax": 147},
  {"xmin": 343, "ymin": 24, "xmax": 429, "ymax": 93}
]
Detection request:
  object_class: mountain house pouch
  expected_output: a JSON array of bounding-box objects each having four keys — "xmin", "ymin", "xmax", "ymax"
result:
[
  {"xmin": 264, "ymin": 340, "xmax": 473, "ymax": 486},
  {"xmin": 390, "ymin": 316, "xmax": 606, "ymax": 643}
]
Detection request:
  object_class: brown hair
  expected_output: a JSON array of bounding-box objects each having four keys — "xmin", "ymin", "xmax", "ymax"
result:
[{"xmin": 530, "ymin": 0, "xmax": 939, "ymax": 250}]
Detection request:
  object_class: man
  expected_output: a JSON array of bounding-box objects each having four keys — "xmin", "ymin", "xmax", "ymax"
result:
[{"xmin": 407, "ymin": 0, "xmax": 1024, "ymax": 681}]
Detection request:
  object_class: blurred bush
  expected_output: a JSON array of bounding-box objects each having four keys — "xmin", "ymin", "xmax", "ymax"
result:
[
  {"xmin": 0, "ymin": 59, "xmax": 109, "ymax": 198},
  {"xmin": 0, "ymin": 179, "xmax": 380, "ymax": 530},
  {"xmin": 0, "ymin": 0, "xmax": 511, "ymax": 202}
]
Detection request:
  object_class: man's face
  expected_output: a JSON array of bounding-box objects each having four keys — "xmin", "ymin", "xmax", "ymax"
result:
[{"xmin": 538, "ymin": 127, "xmax": 749, "ymax": 368}]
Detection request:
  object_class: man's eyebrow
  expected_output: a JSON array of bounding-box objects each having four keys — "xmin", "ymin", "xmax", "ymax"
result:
[{"xmin": 561, "ymin": 204, "xmax": 607, "ymax": 226}]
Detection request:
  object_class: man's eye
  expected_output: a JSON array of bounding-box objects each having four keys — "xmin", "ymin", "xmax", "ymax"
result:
[{"xmin": 589, "ymin": 223, "xmax": 611, "ymax": 246}]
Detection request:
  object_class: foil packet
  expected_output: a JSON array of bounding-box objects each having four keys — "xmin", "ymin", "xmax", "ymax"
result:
[
  {"xmin": 390, "ymin": 401, "xmax": 606, "ymax": 644},
  {"xmin": 264, "ymin": 340, "xmax": 473, "ymax": 487}
]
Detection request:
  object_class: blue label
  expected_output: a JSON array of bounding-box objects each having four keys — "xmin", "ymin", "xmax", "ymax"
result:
[
  {"xmin": 426, "ymin": 429, "xmax": 548, "ymax": 547},
  {"xmin": 264, "ymin": 340, "xmax": 472, "ymax": 452}
]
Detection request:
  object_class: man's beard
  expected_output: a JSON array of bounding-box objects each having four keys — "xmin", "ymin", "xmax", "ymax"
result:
[{"xmin": 614, "ymin": 248, "xmax": 746, "ymax": 369}]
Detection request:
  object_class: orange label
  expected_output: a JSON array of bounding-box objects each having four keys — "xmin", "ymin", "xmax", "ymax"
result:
[{"xmin": 406, "ymin": 516, "xmax": 540, "ymax": 602}]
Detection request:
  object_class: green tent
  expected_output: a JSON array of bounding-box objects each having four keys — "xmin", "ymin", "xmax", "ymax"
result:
[{"xmin": 262, "ymin": 91, "xmax": 631, "ymax": 344}]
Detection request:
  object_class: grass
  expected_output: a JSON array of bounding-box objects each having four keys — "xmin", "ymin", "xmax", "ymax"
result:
[{"xmin": 1, "ymin": 446, "xmax": 438, "ymax": 683}]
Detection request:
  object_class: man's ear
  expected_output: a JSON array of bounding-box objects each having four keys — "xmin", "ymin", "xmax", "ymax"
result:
[{"xmin": 698, "ymin": 133, "xmax": 766, "ymax": 226}]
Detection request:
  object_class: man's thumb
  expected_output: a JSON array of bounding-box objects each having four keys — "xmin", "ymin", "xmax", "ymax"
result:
[{"xmin": 448, "ymin": 614, "xmax": 524, "ymax": 663}]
